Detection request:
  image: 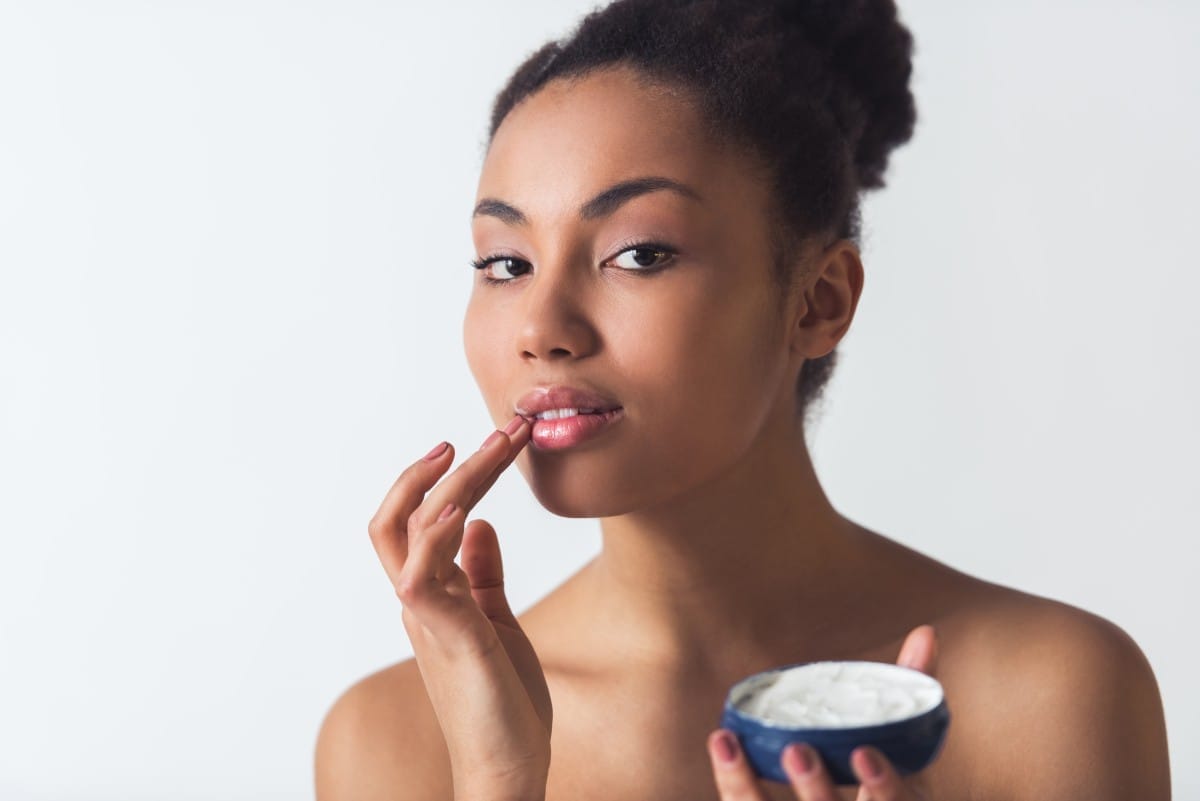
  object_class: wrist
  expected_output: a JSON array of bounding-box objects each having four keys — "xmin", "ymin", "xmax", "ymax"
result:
[
  {"xmin": 454, "ymin": 792, "xmax": 545, "ymax": 801},
  {"xmin": 452, "ymin": 773, "xmax": 548, "ymax": 801},
  {"xmin": 450, "ymin": 748, "xmax": 550, "ymax": 801}
]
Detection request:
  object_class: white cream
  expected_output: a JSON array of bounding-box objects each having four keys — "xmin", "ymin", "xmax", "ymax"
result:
[{"xmin": 731, "ymin": 661, "xmax": 943, "ymax": 728}]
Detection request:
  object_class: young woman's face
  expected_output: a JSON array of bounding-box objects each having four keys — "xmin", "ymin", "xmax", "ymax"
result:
[{"xmin": 464, "ymin": 67, "xmax": 806, "ymax": 518}]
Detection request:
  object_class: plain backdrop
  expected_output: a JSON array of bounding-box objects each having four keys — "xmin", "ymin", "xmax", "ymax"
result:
[{"xmin": 1, "ymin": 1, "xmax": 1196, "ymax": 798}]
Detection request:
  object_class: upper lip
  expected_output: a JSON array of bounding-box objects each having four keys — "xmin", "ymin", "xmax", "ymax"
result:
[{"xmin": 514, "ymin": 384, "xmax": 623, "ymax": 418}]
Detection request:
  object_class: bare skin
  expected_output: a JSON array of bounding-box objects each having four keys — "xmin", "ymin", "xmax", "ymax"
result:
[{"xmin": 315, "ymin": 66, "xmax": 1171, "ymax": 801}]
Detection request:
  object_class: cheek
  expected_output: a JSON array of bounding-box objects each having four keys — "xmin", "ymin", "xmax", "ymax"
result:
[
  {"xmin": 462, "ymin": 296, "xmax": 506, "ymax": 402},
  {"xmin": 605, "ymin": 287, "xmax": 781, "ymax": 477},
  {"xmin": 615, "ymin": 287, "xmax": 778, "ymax": 420}
]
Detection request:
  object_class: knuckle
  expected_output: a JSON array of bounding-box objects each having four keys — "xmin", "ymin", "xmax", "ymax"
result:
[
  {"xmin": 394, "ymin": 570, "xmax": 425, "ymax": 603},
  {"xmin": 394, "ymin": 579, "xmax": 419, "ymax": 603},
  {"xmin": 470, "ymin": 575, "xmax": 505, "ymax": 591}
]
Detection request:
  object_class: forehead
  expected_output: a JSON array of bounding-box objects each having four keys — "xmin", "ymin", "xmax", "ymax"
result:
[{"xmin": 476, "ymin": 67, "xmax": 763, "ymax": 226}]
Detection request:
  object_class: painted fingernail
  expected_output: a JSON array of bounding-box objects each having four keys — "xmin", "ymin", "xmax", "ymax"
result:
[
  {"xmin": 715, "ymin": 731, "xmax": 737, "ymax": 763},
  {"xmin": 786, "ymin": 743, "xmax": 814, "ymax": 774},
  {"xmin": 502, "ymin": 415, "xmax": 526, "ymax": 436},
  {"xmin": 858, "ymin": 748, "xmax": 883, "ymax": 779},
  {"xmin": 422, "ymin": 441, "xmax": 450, "ymax": 461},
  {"xmin": 478, "ymin": 429, "xmax": 504, "ymax": 451},
  {"xmin": 436, "ymin": 503, "xmax": 457, "ymax": 522}
]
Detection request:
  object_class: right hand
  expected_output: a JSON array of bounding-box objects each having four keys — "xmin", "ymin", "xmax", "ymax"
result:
[{"xmin": 368, "ymin": 414, "xmax": 551, "ymax": 801}]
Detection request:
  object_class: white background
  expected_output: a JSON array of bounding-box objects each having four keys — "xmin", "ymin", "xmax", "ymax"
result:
[{"xmin": 1, "ymin": 1, "xmax": 1196, "ymax": 798}]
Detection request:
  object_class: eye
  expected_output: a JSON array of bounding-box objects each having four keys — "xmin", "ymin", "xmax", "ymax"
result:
[
  {"xmin": 470, "ymin": 255, "xmax": 531, "ymax": 284},
  {"xmin": 470, "ymin": 239, "xmax": 678, "ymax": 285},
  {"xmin": 609, "ymin": 241, "xmax": 676, "ymax": 272}
]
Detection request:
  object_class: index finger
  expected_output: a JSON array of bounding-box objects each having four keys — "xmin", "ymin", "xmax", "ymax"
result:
[
  {"xmin": 410, "ymin": 414, "xmax": 532, "ymax": 534},
  {"xmin": 462, "ymin": 414, "xmax": 535, "ymax": 512},
  {"xmin": 369, "ymin": 414, "xmax": 530, "ymax": 579},
  {"xmin": 362, "ymin": 417, "xmax": 528, "ymax": 577}
]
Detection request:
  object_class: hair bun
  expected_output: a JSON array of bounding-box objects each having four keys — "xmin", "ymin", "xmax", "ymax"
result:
[{"xmin": 773, "ymin": 0, "xmax": 917, "ymax": 189}]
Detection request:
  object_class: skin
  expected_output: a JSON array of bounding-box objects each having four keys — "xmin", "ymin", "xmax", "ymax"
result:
[{"xmin": 314, "ymin": 66, "xmax": 1172, "ymax": 801}]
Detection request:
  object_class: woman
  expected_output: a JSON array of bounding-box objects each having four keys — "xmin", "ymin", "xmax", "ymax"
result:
[{"xmin": 316, "ymin": 1, "xmax": 1171, "ymax": 799}]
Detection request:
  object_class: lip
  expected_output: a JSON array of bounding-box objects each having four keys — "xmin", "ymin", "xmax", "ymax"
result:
[
  {"xmin": 526, "ymin": 407, "xmax": 624, "ymax": 451},
  {"xmin": 514, "ymin": 384, "xmax": 625, "ymax": 452},
  {"xmin": 514, "ymin": 384, "xmax": 623, "ymax": 418}
]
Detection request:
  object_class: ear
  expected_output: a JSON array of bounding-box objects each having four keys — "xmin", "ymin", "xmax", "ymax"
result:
[{"xmin": 787, "ymin": 238, "xmax": 864, "ymax": 360}]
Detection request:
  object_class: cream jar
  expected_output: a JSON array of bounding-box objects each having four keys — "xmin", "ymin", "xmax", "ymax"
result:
[{"xmin": 720, "ymin": 660, "xmax": 950, "ymax": 785}]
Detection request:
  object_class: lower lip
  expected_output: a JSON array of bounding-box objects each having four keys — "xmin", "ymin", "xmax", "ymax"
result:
[{"xmin": 529, "ymin": 407, "xmax": 624, "ymax": 451}]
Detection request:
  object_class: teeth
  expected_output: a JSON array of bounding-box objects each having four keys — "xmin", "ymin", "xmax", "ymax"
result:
[{"xmin": 534, "ymin": 407, "xmax": 599, "ymax": 420}]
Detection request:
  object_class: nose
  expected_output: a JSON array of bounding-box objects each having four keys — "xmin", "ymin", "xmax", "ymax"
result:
[{"xmin": 513, "ymin": 259, "xmax": 600, "ymax": 362}]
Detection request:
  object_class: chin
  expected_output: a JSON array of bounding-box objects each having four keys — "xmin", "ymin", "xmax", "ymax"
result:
[
  {"xmin": 527, "ymin": 477, "xmax": 637, "ymax": 518},
  {"xmin": 518, "ymin": 456, "xmax": 648, "ymax": 518}
]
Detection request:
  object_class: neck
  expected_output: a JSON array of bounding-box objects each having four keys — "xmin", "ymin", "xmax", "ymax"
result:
[{"xmin": 582, "ymin": 409, "xmax": 868, "ymax": 676}]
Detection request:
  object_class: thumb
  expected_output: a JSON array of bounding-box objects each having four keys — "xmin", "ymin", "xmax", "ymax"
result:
[
  {"xmin": 897, "ymin": 623, "xmax": 939, "ymax": 676},
  {"xmin": 460, "ymin": 518, "xmax": 520, "ymax": 626}
]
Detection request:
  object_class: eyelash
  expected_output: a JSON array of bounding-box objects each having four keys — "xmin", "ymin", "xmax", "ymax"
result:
[{"xmin": 469, "ymin": 239, "xmax": 679, "ymax": 285}]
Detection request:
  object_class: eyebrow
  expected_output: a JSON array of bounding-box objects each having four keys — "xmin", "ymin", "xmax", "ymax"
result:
[{"xmin": 471, "ymin": 175, "xmax": 703, "ymax": 226}]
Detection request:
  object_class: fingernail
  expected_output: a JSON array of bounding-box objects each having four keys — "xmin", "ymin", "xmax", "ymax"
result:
[
  {"xmin": 858, "ymin": 748, "xmax": 883, "ymax": 779},
  {"xmin": 436, "ymin": 503, "xmax": 456, "ymax": 522},
  {"xmin": 715, "ymin": 732, "xmax": 737, "ymax": 763},
  {"xmin": 786, "ymin": 743, "xmax": 814, "ymax": 774},
  {"xmin": 422, "ymin": 441, "xmax": 450, "ymax": 461},
  {"xmin": 502, "ymin": 415, "xmax": 527, "ymax": 436}
]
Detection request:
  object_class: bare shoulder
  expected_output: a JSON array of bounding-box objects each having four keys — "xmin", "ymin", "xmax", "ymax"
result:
[
  {"xmin": 940, "ymin": 582, "xmax": 1171, "ymax": 801},
  {"xmin": 314, "ymin": 657, "xmax": 452, "ymax": 801}
]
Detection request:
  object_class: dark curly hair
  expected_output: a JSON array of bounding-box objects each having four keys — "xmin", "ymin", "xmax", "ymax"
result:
[{"xmin": 481, "ymin": 0, "xmax": 917, "ymax": 424}]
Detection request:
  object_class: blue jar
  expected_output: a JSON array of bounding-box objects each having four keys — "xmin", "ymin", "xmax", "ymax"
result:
[{"xmin": 719, "ymin": 660, "xmax": 951, "ymax": 785}]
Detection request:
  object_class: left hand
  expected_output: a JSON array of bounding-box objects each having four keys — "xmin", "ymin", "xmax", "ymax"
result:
[{"xmin": 707, "ymin": 624, "xmax": 940, "ymax": 801}]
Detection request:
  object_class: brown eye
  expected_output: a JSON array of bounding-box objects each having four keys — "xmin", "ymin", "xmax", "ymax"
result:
[
  {"xmin": 472, "ymin": 256, "xmax": 530, "ymax": 283},
  {"xmin": 610, "ymin": 244, "xmax": 676, "ymax": 272},
  {"xmin": 486, "ymin": 258, "xmax": 525, "ymax": 280}
]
